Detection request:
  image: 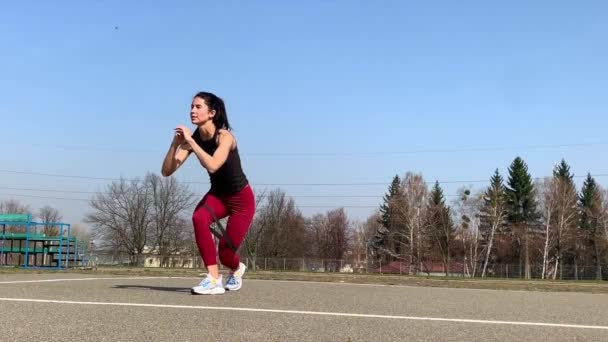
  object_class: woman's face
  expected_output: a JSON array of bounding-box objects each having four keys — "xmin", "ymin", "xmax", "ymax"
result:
[{"xmin": 190, "ymin": 96, "xmax": 215, "ymax": 126}]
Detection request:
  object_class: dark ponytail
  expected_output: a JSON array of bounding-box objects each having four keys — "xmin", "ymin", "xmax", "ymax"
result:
[{"xmin": 194, "ymin": 91, "xmax": 231, "ymax": 130}]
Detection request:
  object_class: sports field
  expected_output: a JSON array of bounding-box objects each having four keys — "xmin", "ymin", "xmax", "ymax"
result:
[{"xmin": 1, "ymin": 271, "xmax": 607, "ymax": 341}]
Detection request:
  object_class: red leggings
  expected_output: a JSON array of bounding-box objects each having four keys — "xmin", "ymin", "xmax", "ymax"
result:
[{"xmin": 191, "ymin": 184, "xmax": 255, "ymax": 270}]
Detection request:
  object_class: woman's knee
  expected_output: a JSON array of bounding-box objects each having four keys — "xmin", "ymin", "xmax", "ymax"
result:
[
  {"xmin": 192, "ymin": 208, "xmax": 212, "ymax": 228},
  {"xmin": 218, "ymin": 246, "xmax": 237, "ymax": 267}
]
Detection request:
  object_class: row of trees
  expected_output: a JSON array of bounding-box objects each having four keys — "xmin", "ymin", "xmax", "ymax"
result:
[
  {"xmin": 4, "ymin": 156, "xmax": 606, "ymax": 280},
  {"xmin": 82, "ymin": 173, "xmax": 353, "ymax": 269},
  {"xmin": 372, "ymin": 157, "xmax": 608, "ymax": 280},
  {"xmin": 84, "ymin": 173, "xmax": 198, "ymax": 265},
  {"xmin": 0, "ymin": 199, "xmax": 78, "ymax": 236},
  {"xmin": 242, "ymin": 189, "xmax": 351, "ymax": 271}
]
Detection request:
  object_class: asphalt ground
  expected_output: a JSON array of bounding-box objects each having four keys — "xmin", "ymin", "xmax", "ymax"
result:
[{"xmin": 1, "ymin": 273, "xmax": 607, "ymax": 341}]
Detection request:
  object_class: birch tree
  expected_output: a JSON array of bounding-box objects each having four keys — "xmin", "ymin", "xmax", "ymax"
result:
[
  {"xmin": 478, "ymin": 169, "xmax": 508, "ymax": 278},
  {"xmin": 536, "ymin": 178, "xmax": 556, "ymax": 279},
  {"xmin": 400, "ymin": 172, "xmax": 428, "ymax": 274},
  {"xmin": 453, "ymin": 187, "xmax": 482, "ymax": 277}
]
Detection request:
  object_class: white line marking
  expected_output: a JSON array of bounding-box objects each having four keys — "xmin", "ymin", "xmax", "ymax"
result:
[
  {"xmin": 0, "ymin": 276, "xmax": 192, "ymax": 284},
  {"xmin": 247, "ymin": 279, "xmax": 608, "ymax": 294},
  {"xmin": 1, "ymin": 276, "xmax": 606, "ymax": 296},
  {"xmin": 0, "ymin": 297, "xmax": 606, "ymax": 330},
  {"xmin": 250, "ymin": 279, "xmax": 401, "ymax": 288},
  {"xmin": 0, "ymin": 276, "xmax": 401, "ymax": 287}
]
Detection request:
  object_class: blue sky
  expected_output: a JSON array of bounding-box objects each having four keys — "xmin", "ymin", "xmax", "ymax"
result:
[{"xmin": 1, "ymin": 1, "xmax": 607, "ymax": 228}]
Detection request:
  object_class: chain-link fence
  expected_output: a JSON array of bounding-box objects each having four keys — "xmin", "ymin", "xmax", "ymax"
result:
[{"xmin": 92, "ymin": 252, "xmax": 608, "ymax": 281}]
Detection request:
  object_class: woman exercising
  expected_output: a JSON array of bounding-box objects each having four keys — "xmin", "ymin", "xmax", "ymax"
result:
[{"xmin": 161, "ymin": 91, "xmax": 255, "ymax": 295}]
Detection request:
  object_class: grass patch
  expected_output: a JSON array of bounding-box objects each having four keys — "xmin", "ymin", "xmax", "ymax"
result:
[{"xmin": 1, "ymin": 266, "xmax": 606, "ymax": 293}]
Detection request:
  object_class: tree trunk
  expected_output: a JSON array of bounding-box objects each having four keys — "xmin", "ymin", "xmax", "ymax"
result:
[
  {"xmin": 542, "ymin": 212, "xmax": 551, "ymax": 279},
  {"xmin": 559, "ymin": 255, "xmax": 563, "ymax": 280},
  {"xmin": 552, "ymin": 249, "xmax": 561, "ymax": 281},
  {"xmin": 445, "ymin": 248, "xmax": 450, "ymax": 277},
  {"xmin": 416, "ymin": 209, "xmax": 421, "ymax": 275},
  {"xmin": 594, "ymin": 237, "xmax": 602, "ymax": 280},
  {"xmin": 444, "ymin": 231, "xmax": 450, "ymax": 276},
  {"xmin": 417, "ymin": 229, "xmax": 421, "ymax": 275},
  {"xmin": 482, "ymin": 223, "xmax": 497, "ymax": 278},
  {"xmin": 524, "ymin": 227, "xmax": 531, "ymax": 280},
  {"xmin": 472, "ymin": 225, "xmax": 479, "ymax": 277},
  {"xmin": 518, "ymin": 242, "xmax": 523, "ymax": 279},
  {"xmin": 250, "ymin": 256, "xmax": 257, "ymax": 271},
  {"xmin": 410, "ymin": 210, "xmax": 416, "ymax": 275},
  {"xmin": 409, "ymin": 228, "xmax": 415, "ymax": 275}
]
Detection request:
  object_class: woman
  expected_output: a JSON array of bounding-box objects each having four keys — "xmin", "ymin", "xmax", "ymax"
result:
[{"xmin": 161, "ymin": 91, "xmax": 255, "ymax": 295}]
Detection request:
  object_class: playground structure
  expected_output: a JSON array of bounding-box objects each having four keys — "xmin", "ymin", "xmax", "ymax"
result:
[{"xmin": 0, "ymin": 213, "xmax": 89, "ymax": 269}]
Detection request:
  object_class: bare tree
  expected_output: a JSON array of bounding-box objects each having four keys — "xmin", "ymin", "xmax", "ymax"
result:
[
  {"xmin": 362, "ymin": 211, "xmax": 386, "ymax": 267},
  {"xmin": 146, "ymin": 172, "xmax": 196, "ymax": 265},
  {"xmin": 256, "ymin": 189, "xmax": 308, "ymax": 259},
  {"xmin": 399, "ymin": 172, "xmax": 428, "ymax": 274},
  {"xmin": 308, "ymin": 208, "xmax": 350, "ymax": 262},
  {"xmin": 328, "ymin": 208, "xmax": 350, "ymax": 261},
  {"xmin": 536, "ymin": 178, "xmax": 556, "ymax": 279},
  {"xmin": 163, "ymin": 217, "xmax": 192, "ymax": 264},
  {"xmin": 350, "ymin": 217, "xmax": 377, "ymax": 270},
  {"xmin": 0, "ymin": 199, "xmax": 31, "ymax": 215},
  {"xmin": 242, "ymin": 189, "xmax": 268, "ymax": 270},
  {"xmin": 85, "ymin": 177, "xmax": 153, "ymax": 265},
  {"xmin": 0, "ymin": 199, "xmax": 33, "ymax": 233},
  {"xmin": 602, "ymin": 189, "xmax": 608, "ymax": 252},
  {"xmin": 70, "ymin": 224, "xmax": 92, "ymax": 241},
  {"xmin": 308, "ymin": 213, "xmax": 327, "ymax": 259},
  {"xmin": 38, "ymin": 205, "xmax": 62, "ymax": 236},
  {"xmin": 453, "ymin": 187, "xmax": 482, "ymax": 277}
]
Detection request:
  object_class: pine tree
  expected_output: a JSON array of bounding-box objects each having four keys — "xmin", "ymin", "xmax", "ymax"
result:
[
  {"xmin": 427, "ymin": 181, "xmax": 454, "ymax": 275},
  {"xmin": 375, "ymin": 175, "xmax": 403, "ymax": 261},
  {"xmin": 553, "ymin": 159, "xmax": 574, "ymax": 181},
  {"xmin": 505, "ymin": 157, "xmax": 540, "ymax": 279},
  {"xmin": 479, "ymin": 169, "xmax": 508, "ymax": 278},
  {"xmin": 550, "ymin": 159, "xmax": 579, "ymax": 280},
  {"xmin": 579, "ymin": 173, "xmax": 603, "ymax": 280},
  {"xmin": 379, "ymin": 175, "xmax": 402, "ymax": 229}
]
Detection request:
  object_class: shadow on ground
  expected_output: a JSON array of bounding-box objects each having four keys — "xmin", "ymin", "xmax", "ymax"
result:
[{"xmin": 113, "ymin": 285, "xmax": 191, "ymax": 293}]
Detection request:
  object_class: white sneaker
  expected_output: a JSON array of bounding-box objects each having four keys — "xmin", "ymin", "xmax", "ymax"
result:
[
  {"xmin": 225, "ymin": 262, "xmax": 247, "ymax": 291},
  {"xmin": 191, "ymin": 274, "xmax": 225, "ymax": 295}
]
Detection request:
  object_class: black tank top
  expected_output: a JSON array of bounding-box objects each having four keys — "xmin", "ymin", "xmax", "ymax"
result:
[{"xmin": 191, "ymin": 128, "xmax": 249, "ymax": 195}]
